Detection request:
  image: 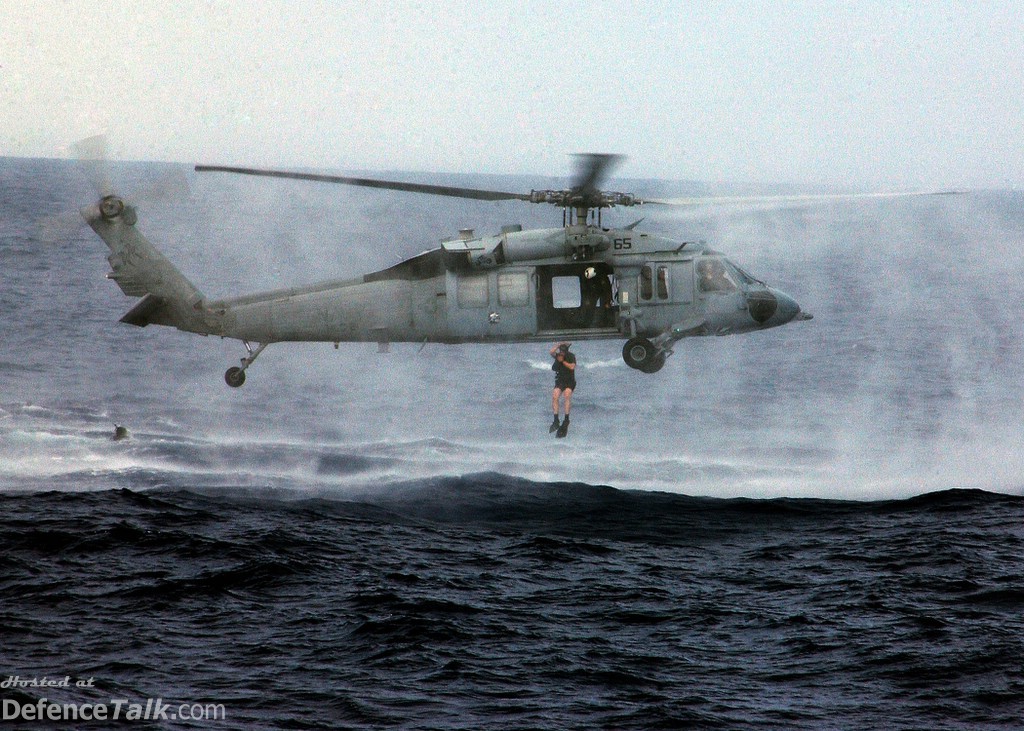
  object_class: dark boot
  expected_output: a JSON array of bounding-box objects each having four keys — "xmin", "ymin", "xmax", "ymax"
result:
[
  {"xmin": 549, "ymin": 415, "xmax": 561, "ymax": 433},
  {"xmin": 556, "ymin": 416, "xmax": 570, "ymax": 438}
]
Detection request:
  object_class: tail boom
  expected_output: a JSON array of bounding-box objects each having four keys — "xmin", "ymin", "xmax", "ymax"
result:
[{"xmin": 82, "ymin": 196, "xmax": 221, "ymax": 335}]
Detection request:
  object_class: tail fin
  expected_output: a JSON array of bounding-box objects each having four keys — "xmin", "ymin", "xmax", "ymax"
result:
[{"xmin": 81, "ymin": 195, "xmax": 216, "ymax": 334}]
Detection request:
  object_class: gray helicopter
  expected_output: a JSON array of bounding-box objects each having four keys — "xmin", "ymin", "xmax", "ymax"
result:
[{"xmin": 82, "ymin": 153, "xmax": 815, "ymax": 387}]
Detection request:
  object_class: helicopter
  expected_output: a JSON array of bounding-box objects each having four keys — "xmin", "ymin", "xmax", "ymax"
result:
[{"xmin": 82, "ymin": 153, "xmax": 827, "ymax": 387}]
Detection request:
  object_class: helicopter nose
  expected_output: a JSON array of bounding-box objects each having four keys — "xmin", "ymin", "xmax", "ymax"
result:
[{"xmin": 770, "ymin": 289, "xmax": 812, "ymax": 325}]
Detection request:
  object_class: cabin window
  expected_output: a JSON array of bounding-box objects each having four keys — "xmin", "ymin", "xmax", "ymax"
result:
[
  {"xmin": 498, "ymin": 272, "xmax": 529, "ymax": 307},
  {"xmin": 697, "ymin": 258, "xmax": 738, "ymax": 293},
  {"xmin": 639, "ymin": 265, "xmax": 653, "ymax": 300},
  {"xmin": 457, "ymin": 273, "xmax": 489, "ymax": 307},
  {"xmin": 551, "ymin": 276, "xmax": 581, "ymax": 308},
  {"xmin": 657, "ymin": 266, "xmax": 670, "ymax": 300}
]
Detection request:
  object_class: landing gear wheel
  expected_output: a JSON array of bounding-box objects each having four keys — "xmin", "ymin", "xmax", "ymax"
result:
[
  {"xmin": 225, "ymin": 366, "xmax": 246, "ymax": 388},
  {"xmin": 622, "ymin": 337, "xmax": 656, "ymax": 370},
  {"xmin": 638, "ymin": 353, "xmax": 666, "ymax": 373}
]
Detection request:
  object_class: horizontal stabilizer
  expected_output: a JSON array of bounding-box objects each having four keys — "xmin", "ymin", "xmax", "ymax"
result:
[{"xmin": 119, "ymin": 293, "xmax": 164, "ymax": 327}]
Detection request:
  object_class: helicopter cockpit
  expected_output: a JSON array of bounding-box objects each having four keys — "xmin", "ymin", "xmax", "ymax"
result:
[{"xmin": 697, "ymin": 257, "xmax": 740, "ymax": 293}]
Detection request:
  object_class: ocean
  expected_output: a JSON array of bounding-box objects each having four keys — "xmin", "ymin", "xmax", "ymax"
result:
[{"xmin": 2, "ymin": 157, "xmax": 1023, "ymax": 728}]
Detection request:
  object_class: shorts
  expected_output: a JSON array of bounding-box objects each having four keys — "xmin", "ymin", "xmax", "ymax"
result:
[{"xmin": 554, "ymin": 379, "xmax": 576, "ymax": 392}]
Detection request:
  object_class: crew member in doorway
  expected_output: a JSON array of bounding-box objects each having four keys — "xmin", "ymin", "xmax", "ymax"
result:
[
  {"xmin": 549, "ymin": 342, "xmax": 576, "ymax": 438},
  {"xmin": 583, "ymin": 266, "xmax": 615, "ymax": 327}
]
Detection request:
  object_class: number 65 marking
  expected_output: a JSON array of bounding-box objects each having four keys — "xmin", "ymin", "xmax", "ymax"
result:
[{"xmin": 613, "ymin": 237, "xmax": 632, "ymax": 250}]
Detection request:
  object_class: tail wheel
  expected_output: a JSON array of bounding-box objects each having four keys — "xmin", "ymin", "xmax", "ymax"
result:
[
  {"xmin": 225, "ymin": 367, "xmax": 246, "ymax": 388},
  {"xmin": 622, "ymin": 337, "xmax": 656, "ymax": 370}
]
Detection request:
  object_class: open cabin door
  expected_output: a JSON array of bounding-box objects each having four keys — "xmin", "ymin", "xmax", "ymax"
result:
[{"xmin": 536, "ymin": 263, "xmax": 619, "ymax": 334}]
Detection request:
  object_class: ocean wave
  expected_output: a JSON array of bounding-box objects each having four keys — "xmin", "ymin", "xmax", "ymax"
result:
[
  {"xmin": 525, "ymin": 356, "xmax": 625, "ymax": 371},
  {"xmin": 4, "ymin": 476, "xmax": 1020, "ymax": 539}
]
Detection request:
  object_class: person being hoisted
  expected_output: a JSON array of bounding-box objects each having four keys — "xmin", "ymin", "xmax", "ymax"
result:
[{"xmin": 549, "ymin": 342, "xmax": 576, "ymax": 438}]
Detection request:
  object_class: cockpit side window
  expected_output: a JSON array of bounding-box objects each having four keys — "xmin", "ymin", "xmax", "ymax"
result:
[
  {"xmin": 640, "ymin": 265, "xmax": 653, "ymax": 300},
  {"xmin": 657, "ymin": 266, "xmax": 670, "ymax": 300},
  {"xmin": 697, "ymin": 258, "xmax": 738, "ymax": 293}
]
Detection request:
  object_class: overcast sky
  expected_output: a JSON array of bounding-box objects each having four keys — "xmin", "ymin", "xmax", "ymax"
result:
[{"xmin": 1, "ymin": 1, "xmax": 1021, "ymax": 188}]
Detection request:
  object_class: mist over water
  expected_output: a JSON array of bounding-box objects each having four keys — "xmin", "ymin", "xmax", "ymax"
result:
[
  {"xmin": 2, "ymin": 158, "xmax": 1023, "ymax": 499},
  {"xmin": 5, "ymin": 159, "xmax": 1024, "ymax": 729}
]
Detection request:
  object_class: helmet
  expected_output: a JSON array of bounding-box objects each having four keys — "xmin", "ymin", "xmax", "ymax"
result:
[{"xmin": 584, "ymin": 266, "xmax": 597, "ymax": 279}]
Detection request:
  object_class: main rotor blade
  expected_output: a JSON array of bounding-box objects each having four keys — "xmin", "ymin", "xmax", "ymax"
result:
[
  {"xmin": 642, "ymin": 189, "xmax": 965, "ymax": 208},
  {"xmin": 571, "ymin": 153, "xmax": 624, "ymax": 195},
  {"xmin": 195, "ymin": 164, "xmax": 534, "ymax": 203}
]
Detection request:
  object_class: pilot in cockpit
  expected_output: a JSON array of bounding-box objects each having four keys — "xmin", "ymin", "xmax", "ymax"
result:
[{"xmin": 698, "ymin": 259, "xmax": 737, "ymax": 293}]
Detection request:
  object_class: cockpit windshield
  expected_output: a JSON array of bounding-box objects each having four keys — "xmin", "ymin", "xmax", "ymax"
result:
[
  {"xmin": 726, "ymin": 259, "xmax": 762, "ymax": 286},
  {"xmin": 697, "ymin": 258, "xmax": 738, "ymax": 293}
]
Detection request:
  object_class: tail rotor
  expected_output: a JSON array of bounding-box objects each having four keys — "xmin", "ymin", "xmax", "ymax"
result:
[
  {"xmin": 39, "ymin": 135, "xmax": 191, "ymax": 246},
  {"xmin": 71, "ymin": 134, "xmax": 114, "ymax": 199}
]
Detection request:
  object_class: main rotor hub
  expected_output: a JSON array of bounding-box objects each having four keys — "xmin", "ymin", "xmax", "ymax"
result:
[
  {"xmin": 527, "ymin": 189, "xmax": 639, "ymax": 209},
  {"xmin": 99, "ymin": 195, "xmax": 125, "ymax": 219}
]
